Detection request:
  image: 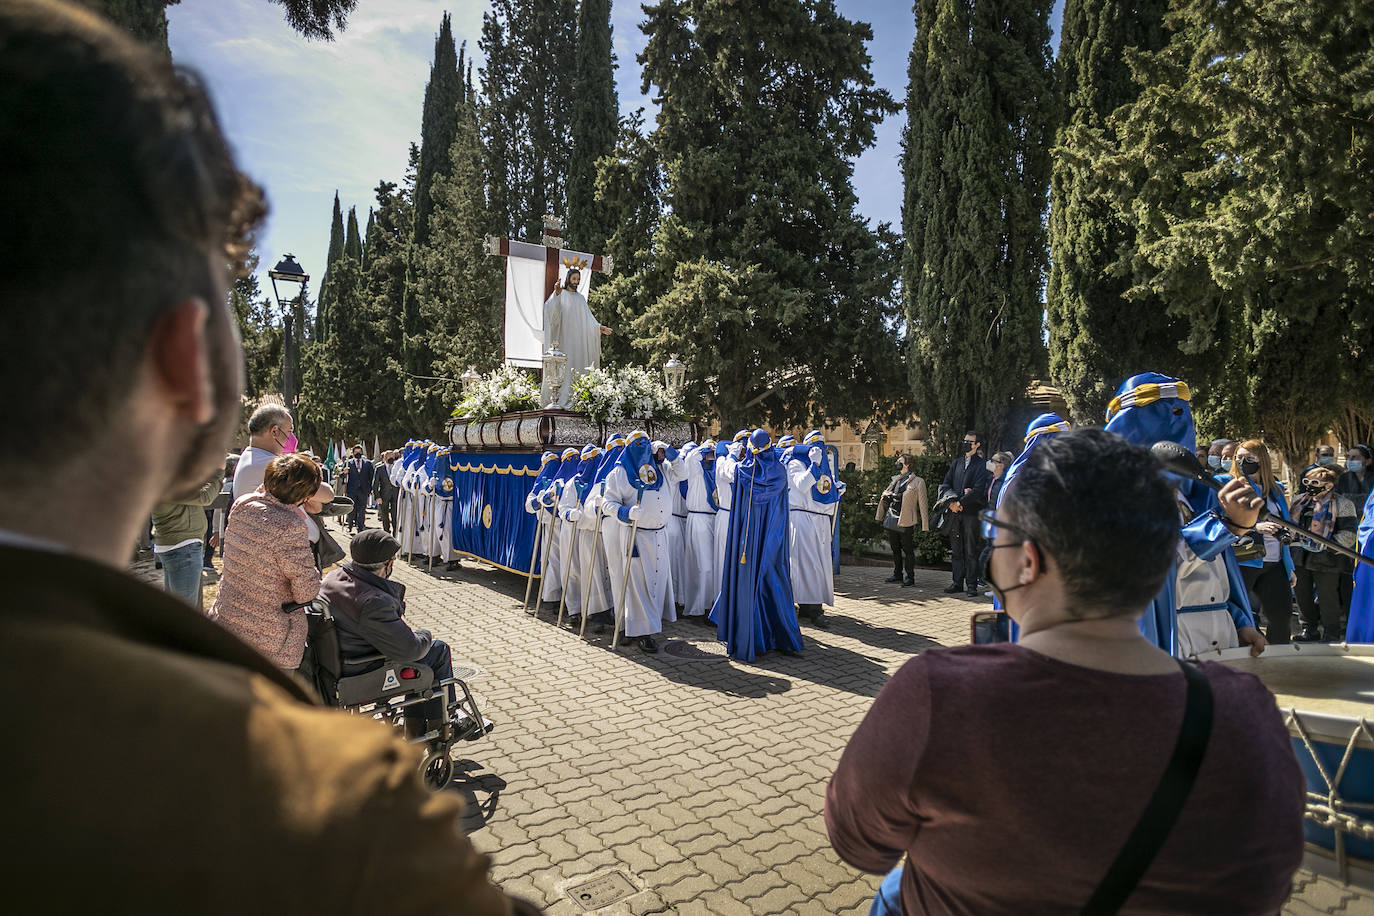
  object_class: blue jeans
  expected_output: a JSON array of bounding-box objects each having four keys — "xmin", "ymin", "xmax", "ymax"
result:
[
  {"xmin": 868, "ymin": 866, "xmax": 904, "ymax": 916},
  {"xmin": 160, "ymin": 542, "xmax": 203, "ymax": 607}
]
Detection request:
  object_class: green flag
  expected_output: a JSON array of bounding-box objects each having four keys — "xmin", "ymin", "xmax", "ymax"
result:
[{"xmin": 324, "ymin": 440, "xmax": 337, "ymax": 474}]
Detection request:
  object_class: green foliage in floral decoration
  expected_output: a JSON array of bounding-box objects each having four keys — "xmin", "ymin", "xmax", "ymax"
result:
[
  {"xmin": 453, "ymin": 365, "xmax": 539, "ymax": 419},
  {"xmin": 569, "ymin": 366, "xmax": 682, "ymax": 424}
]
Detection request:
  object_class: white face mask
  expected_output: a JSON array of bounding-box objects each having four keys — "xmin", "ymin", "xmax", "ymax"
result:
[{"xmin": 986, "ymin": 460, "xmax": 997, "ymax": 472}]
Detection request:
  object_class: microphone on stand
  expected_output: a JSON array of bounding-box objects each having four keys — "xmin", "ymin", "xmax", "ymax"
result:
[{"xmin": 1150, "ymin": 440, "xmax": 1374, "ymax": 568}]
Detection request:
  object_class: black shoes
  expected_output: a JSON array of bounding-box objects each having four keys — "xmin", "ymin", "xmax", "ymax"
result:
[
  {"xmin": 694, "ymin": 614, "xmax": 716, "ymax": 628},
  {"xmin": 943, "ymin": 583, "xmax": 963, "ymax": 594},
  {"xmin": 810, "ymin": 612, "xmax": 831, "ymax": 630},
  {"xmin": 966, "ymin": 587, "xmax": 978, "ymax": 597},
  {"xmin": 902, "ymin": 579, "xmax": 915, "ymax": 588},
  {"xmin": 638, "ymin": 635, "xmax": 659, "ymax": 654},
  {"xmin": 883, "ymin": 575, "xmax": 902, "ymax": 584}
]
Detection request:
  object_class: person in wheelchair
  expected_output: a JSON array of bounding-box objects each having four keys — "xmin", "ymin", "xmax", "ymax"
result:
[{"xmin": 319, "ymin": 529, "xmax": 457, "ymax": 724}]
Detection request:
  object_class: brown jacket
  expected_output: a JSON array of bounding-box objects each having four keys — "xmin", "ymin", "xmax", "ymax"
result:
[
  {"xmin": 877, "ymin": 473, "xmax": 930, "ymax": 530},
  {"xmin": 0, "ymin": 544, "xmax": 528, "ymax": 914}
]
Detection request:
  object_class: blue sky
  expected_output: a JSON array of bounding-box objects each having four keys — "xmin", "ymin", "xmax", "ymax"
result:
[{"xmin": 168, "ymin": 0, "xmax": 1063, "ymax": 299}]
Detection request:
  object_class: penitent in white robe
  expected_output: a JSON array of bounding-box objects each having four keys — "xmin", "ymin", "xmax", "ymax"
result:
[
  {"xmin": 601, "ymin": 463, "xmax": 679, "ymax": 638},
  {"xmin": 542, "ymin": 288, "xmax": 602, "ymax": 406},
  {"xmin": 682, "ymin": 446, "xmax": 718, "ymax": 617},
  {"xmin": 786, "ymin": 457, "xmax": 841, "ymax": 606}
]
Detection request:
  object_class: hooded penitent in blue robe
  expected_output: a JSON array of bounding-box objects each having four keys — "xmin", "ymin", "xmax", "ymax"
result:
[
  {"xmin": 1104, "ymin": 372, "xmax": 1252, "ymax": 656},
  {"xmin": 995, "ymin": 413, "xmax": 1069, "ymax": 638},
  {"xmin": 1347, "ymin": 488, "xmax": 1374, "ymax": 642},
  {"xmin": 709, "ymin": 429, "xmax": 804, "ymax": 661}
]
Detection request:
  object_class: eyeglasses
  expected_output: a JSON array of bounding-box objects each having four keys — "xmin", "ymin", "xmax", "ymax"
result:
[
  {"xmin": 963, "ymin": 439, "xmax": 977, "ymax": 446},
  {"xmin": 979, "ymin": 508, "xmax": 1032, "ymax": 546}
]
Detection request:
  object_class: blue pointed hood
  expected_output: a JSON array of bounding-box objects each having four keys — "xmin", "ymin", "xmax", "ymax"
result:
[
  {"xmin": 616, "ymin": 430, "xmax": 663, "ymax": 491},
  {"xmin": 1103, "ymin": 372, "xmax": 1196, "ymax": 454}
]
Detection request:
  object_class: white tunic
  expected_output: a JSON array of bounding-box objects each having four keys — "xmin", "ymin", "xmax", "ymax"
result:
[
  {"xmin": 430, "ymin": 453, "xmax": 455, "ymax": 560},
  {"xmin": 555, "ymin": 477, "xmax": 613, "ymax": 616},
  {"xmin": 601, "ymin": 461, "xmax": 678, "ymax": 637},
  {"xmin": 525, "ymin": 478, "xmax": 566, "ymax": 601},
  {"xmin": 542, "ymin": 288, "xmax": 602, "ymax": 406},
  {"xmin": 682, "ymin": 446, "xmax": 719, "ymax": 616},
  {"xmin": 713, "ymin": 447, "xmax": 741, "ymax": 603},
  {"xmin": 786, "ymin": 457, "xmax": 840, "ymax": 606}
]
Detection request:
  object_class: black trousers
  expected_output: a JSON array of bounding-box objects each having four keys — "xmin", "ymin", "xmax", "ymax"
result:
[
  {"xmin": 1243, "ymin": 562, "xmax": 1294, "ymax": 644},
  {"xmin": 378, "ymin": 491, "xmax": 398, "ymax": 534},
  {"xmin": 949, "ymin": 513, "xmax": 983, "ymax": 589},
  {"xmin": 1295, "ymin": 565, "xmax": 1344, "ymax": 638},
  {"xmin": 346, "ymin": 492, "xmax": 368, "ymax": 530},
  {"xmin": 887, "ymin": 526, "xmax": 915, "ymax": 581}
]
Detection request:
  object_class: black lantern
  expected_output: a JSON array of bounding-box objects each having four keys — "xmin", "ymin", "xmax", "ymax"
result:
[{"xmin": 268, "ymin": 255, "xmax": 309, "ymax": 414}]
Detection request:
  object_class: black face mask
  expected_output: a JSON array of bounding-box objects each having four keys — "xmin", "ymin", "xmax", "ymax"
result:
[{"xmin": 982, "ymin": 550, "xmax": 1031, "ymax": 607}]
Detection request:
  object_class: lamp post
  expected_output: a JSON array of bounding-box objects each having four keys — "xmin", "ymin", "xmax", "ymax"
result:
[
  {"xmin": 268, "ymin": 254, "xmax": 309, "ymax": 416},
  {"xmin": 663, "ymin": 356, "xmax": 686, "ymax": 399}
]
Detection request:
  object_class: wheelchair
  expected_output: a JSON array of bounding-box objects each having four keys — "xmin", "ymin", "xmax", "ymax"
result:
[{"xmin": 291, "ymin": 597, "xmax": 492, "ymax": 791}]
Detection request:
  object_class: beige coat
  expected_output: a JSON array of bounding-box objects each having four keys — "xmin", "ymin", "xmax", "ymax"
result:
[{"xmin": 877, "ymin": 473, "xmax": 930, "ymax": 531}]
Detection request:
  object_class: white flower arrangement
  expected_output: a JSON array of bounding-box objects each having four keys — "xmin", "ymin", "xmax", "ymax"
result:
[
  {"xmin": 453, "ymin": 364, "xmax": 540, "ymax": 418},
  {"xmin": 570, "ymin": 365, "xmax": 681, "ymax": 424}
]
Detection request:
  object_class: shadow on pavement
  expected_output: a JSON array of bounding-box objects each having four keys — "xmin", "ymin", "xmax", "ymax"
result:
[
  {"xmin": 824, "ymin": 615, "xmax": 942, "ymax": 656},
  {"xmin": 449, "ymin": 758, "xmax": 507, "ymax": 833},
  {"xmin": 744, "ymin": 636, "xmax": 896, "ymax": 698}
]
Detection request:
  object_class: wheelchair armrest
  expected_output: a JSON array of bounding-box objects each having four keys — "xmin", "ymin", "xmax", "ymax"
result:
[{"xmin": 350, "ymin": 652, "xmax": 386, "ymax": 665}]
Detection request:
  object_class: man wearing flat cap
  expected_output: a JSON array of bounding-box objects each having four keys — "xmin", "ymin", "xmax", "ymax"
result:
[{"xmin": 319, "ymin": 529, "xmax": 457, "ymax": 710}]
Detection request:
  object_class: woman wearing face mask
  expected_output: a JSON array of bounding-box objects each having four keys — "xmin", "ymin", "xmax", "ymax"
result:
[
  {"xmin": 877, "ymin": 455, "xmax": 930, "ymax": 587},
  {"xmin": 1223, "ymin": 440, "xmax": 1297, "ymax": 643},
  {"xmin": 210, "ymin": 453, "xmax": 323, "ymax": 668},
  {"xmin": 1290, "ymin": 466, "xmax": 1359, "ymax": 642},
  {"xmin": 977, "ymin": 452, "xmax": 1015, "ymax": 595},
  {"xmin": 1336, "ymin": 444, "xmax": 1372, "ymax": 519}
]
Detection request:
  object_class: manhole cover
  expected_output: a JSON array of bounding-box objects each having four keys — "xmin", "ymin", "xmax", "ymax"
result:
[
  {"xmin": 564, "ymin": 870, "xmax": 637, "ymax": 910},
  {"xmin": 450, "ymin": 663, "xmax": 482, "ymax": 680},
  {"xmin": 661, "ymin": 638, "xmax": 730, "ymax": 661}
]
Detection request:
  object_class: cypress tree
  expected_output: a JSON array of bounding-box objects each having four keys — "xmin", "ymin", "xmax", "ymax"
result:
[
  {"xmin": 565, "ymin": 0, "xmax": 617, "ymax": 253},
  {"xmin": 344, "ymin": 206, "xmax": 362, "ymax": 261},
  {"xmin": 608, "ymin": 0, "xmax": 904, "ymax": 431},
  {"xmin": 402, "ymin": 14, "xmax": 462, "ymax": 391},
  {"xmin": 316, "ymin": 190, "xmax": 346, "ymax": 341},
  {"xmin": 902, "ymin": 0, "xmax": 1054, "ymax": 454},
  {"xmin": 1046, "ymin": 0, "xmax": 1171, "ymax": 425},
  {"xmin": 361, "ymin": 207, "xmax": 375, "ymax": 270},
  {"xmin": 480, "ymin": 0, "xmax": 578, "ymax": 242}
]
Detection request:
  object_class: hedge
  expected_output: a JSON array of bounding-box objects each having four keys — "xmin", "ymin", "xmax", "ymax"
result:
[{"xmin": 838, "ymin": 453, "xmax": 952, "ymax": 567}]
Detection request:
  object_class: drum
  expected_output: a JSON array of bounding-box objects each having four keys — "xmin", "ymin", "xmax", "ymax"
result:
[{"xmin": 1212, "ymin": 643, "xmax": 1374, "ymax": 888}]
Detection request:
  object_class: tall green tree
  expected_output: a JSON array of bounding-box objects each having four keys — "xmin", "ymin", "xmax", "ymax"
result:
[
  {"xmin": 73, "ymin": 0, "xmax": 357, "ymax": 54},
  {"xmin": 316, "ymin": 190, "xmax": 346, "ymax": 341},
  {"xmin": 606, "ymin": 0, "xmax": 903, "ymax": 432},
  {"xmin": 344, "ymin": 206, "xmax": 362, "ymax": 261},
  {"xmin": 1083, "ymin": 0, "xmax": 1374, "ymax": 458},
  {"xmin": 479, "ymin": 0, "xmax": 578, "ymax": 242},
  {"xmin": 902, "ymin": 0, "xmax": 1054, "ymax": 453},
  {"xmin": 229, "ymin": 248, "xmax": 283, "ymax": 402},
  {"xmin": 1046, "ymin": 0, "xmax": 1171, "ymax": 425},
  {"xmin": 409, "ymin": 96, "xmax": 504, "ymax": 434},
  {"xmin": 361, "ymin": 207, "xmax": 375, "ymax": 270},
  {"xmin": 401, "ymin": 15, "xmax": 462, "ymax": 399},
  {"xmin": 565, "ymin": 0, "xmax": 618, "ymax": 253}
]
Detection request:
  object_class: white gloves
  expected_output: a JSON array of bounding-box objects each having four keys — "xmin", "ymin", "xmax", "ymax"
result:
[
  {"xmin": 728, "ymin": 442, "xmax": 744, "ymax": 460},
  {"xmin": 809, "ymin": 446, "xmax": 823, "ymax": 466},
  {"xmin": 566, "ymin": 507, "xmax": 582, "ymax": 523},
  {"xmin": 627, "ymin": 505, "xmax": 641, "ymax": 522}
]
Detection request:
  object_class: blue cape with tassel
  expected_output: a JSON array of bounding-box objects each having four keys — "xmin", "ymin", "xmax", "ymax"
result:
[{"xmin": 709, "ymin": 437, "xmax": 804, "ymax": 661}]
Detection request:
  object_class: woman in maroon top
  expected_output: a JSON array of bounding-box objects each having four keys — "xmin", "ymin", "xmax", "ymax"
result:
[{"xmin": 825, "ymin": 429, "xmax": 1305, "ymax": 915}]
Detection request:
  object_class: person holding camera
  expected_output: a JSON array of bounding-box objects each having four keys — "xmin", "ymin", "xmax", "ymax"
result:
[
  {"xmin": 878, "ymin": 455, "xmax": 930, "ymax": 588},
  {"xmin": 1291, "ymin": 465, "xmax": 1359, "ymax": 642},
  {"xmin": 1225, "ymin": 440, "xmax": 1297, "ymax": 643},
  {"xmin": 826, "ymin": 430, "xmax": 1303, "ymax": 915}
]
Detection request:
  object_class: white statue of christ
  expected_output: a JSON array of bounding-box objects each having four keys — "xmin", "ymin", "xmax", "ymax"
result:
[{"xmin": 542, "ymin": 267, "xmax": 610, "ymax": 407}]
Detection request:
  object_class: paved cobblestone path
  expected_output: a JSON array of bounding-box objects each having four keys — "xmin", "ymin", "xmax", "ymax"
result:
[{"xmin": 141, "ymin": 517, "xmax": 1371, "ymax": 914}]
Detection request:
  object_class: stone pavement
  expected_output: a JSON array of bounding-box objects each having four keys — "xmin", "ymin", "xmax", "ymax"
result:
[{"xmin": 324, "ymin": 514, "xmax": 1367, "ymax": 916}]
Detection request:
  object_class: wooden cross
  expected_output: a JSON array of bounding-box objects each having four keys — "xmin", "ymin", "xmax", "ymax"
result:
[{"xmin": 484, "ymin": 214, "xmax": 613, "ymax": 301}]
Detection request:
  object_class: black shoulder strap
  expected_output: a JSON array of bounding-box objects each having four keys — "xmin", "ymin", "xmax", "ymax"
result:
[{"xmin": 1081, "ymin": 659, "xmax": 1214, "ymax": 916}]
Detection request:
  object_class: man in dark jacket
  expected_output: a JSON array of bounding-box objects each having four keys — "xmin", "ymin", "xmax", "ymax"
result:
[
  {"xmin": 321, "ymin": 530, "xmax": 454, "ymax": 695},
  {"xmin": 343, "ymin": 445, "xmax": 375, "ymax": 532},
  {"xmin": 938, "ymin": 431, "xmax": 994, "ymax": 596},
  {"xmin": 373, "ymin": 451, "xmax": 400, "ymax": 535}
]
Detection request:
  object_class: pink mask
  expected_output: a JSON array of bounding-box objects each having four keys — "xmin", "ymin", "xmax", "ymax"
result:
[{"xmin": 282, "ymin": 433, "xmax": 299, "ymax": 453}]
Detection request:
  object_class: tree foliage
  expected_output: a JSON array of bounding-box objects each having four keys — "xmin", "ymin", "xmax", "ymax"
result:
[
  {"xmin": 565, "ymin": 0, "xmax": 617, "ymax": 253},
  {"xmin": 316, "ymin": 190, "xmax": 346, "ymax": 341},
  {"xmin": 229, "ymin": 248, "xmax": 283, "ymax": 403},
  {"xmin": 1045, "ymin": 0, "xmax": 1173, "ymax": 425},
  {"xmin": 1080, "ymin": 0, "xmax": 1374, "ymax": 458},
  {"xmin": 73, "ymin": 0, "xmax": 357, "ymax": 53},
  {"xmin": 479, "ymin": 0, "xmax": 578, "ymax": 242},
  {"xmin": 601, "ymin": 0, "xmax": 905, "ymax": 433},
  {"xmin": 902, "ymin": 0, "xmax": 1054, "ymax": 454}
]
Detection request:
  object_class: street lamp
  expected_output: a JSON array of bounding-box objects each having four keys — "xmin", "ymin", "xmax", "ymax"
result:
[
  {"xmin": 268, "ymin": 255, "xmax": 309, "ymax": 415},
  {"xmin": 663, "ymin": 356, "xmax": 686, "ymax": 398}
]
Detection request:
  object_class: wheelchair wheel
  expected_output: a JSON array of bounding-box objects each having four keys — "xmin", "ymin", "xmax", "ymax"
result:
[{"xmin": 420, "ymin": 746, "xmax": 453, "ymax": 792}]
